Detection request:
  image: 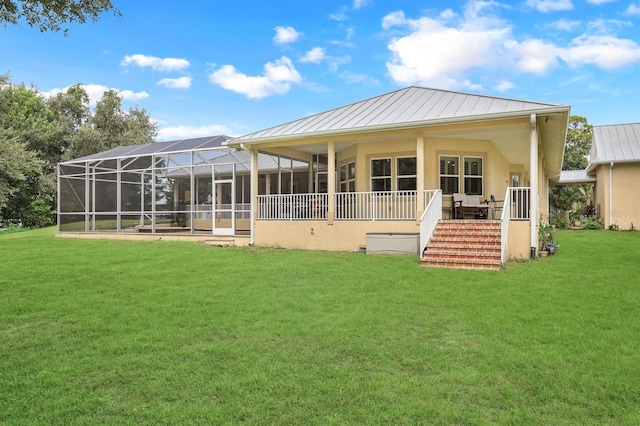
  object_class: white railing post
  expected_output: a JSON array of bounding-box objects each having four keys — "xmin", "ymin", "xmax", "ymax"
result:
[
  {"xmin": 500, "ymin": 187, "xmax": 512, "ymax": 264},
  {"xmin": 419, "ymin": 189, "xmax": 442, "ymax": 257}
]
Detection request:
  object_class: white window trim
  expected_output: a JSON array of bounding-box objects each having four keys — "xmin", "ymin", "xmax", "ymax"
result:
[
  {"xmin": 439, "ymin": 155, "xmax": 460, "ymax": 195},
  {"xmin": 396, "ymin": 156, "xmax": 417, "ymax": 191},
  {"xmin": 339, "ymin": 161, "xmax": 356, "ymax": 192},
  {"xmin": 463, "ymin": 156, "xmax": 484, "ymax": 196},
  {"xmin": 370, "ymin": 157, "xmax": 392, "ymax": 192}
]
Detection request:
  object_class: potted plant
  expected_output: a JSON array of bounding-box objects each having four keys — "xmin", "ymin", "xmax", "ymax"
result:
[{"xmin": 538, "ymin": 218, "xmax": 556, "ymax": 256}]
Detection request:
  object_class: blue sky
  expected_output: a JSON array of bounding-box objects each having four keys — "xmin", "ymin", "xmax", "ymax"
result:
[{"xmin": 2, "ymin": 0, "xmax": 640, "ymax": 140}]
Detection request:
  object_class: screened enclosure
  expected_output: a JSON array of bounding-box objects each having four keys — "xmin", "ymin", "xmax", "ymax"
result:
[{"xmin": 57, "ymin": 136, "xmax": 312, "ymax": 235}]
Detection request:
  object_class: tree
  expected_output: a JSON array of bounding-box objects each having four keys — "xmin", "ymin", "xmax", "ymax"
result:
[
  {"xmin": 65, "ymin": 89, "xmax": 157, "ymax": 159},
  {"xmin": 0, "ymin": 127, "xmax": 42, "ymax": 213},
  {"xmin": 550, "ymin": 115, "xmax": 593, "ymax": 214},
  {"xmin": 0, "ymin": 0, "xmax": 120, "ymax": 34},
  {"xmin": 563, "ymin": 115, "xmax": 592, "ymax": 170},
  {"xmin": 0, "ymin": 77, "xmax": 157, "ymax": 227}
]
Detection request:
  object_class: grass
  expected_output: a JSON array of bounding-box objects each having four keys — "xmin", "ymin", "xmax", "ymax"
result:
[{"xmin": 1, "ymin": 228, "xmax": 639, "ymax": 424}]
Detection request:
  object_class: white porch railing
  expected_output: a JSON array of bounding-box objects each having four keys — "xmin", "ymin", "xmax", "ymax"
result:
[
  {"xmin": 335, "ymin": 191, "xmax": 418, "ymax": 220},
  {"xmin": 510, "ymin": 187, "xmax": 530, "ymax": 220},
  {"xmin": 419, "ymin": 189, "xmax": 443, "ymax": 257},
  {"xmin": 258, "ymin": 194, "xmax": 329, "ymax": 220},
  {"xmin": 258, "ymin": 190, "xmax": 440, "ymax": 221}
]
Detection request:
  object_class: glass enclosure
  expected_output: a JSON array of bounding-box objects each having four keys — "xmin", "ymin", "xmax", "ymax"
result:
[{"xmin": 58, "ymin": 137, "xmax": 312, "ymax": 235}]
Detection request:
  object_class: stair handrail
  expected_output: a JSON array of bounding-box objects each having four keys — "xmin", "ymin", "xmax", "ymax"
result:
[
  {"xmin": 419, "ymin": 189, "xmax": 442, "ymax": 258},
  {"xmin": 500, "ymin": 187, "xmax": 512, "ymax": 264}
]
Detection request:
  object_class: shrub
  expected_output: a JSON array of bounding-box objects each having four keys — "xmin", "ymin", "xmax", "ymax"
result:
[
  {"xmin": 582, "ymin": 219, "xmax": 604, "ymax": 230},
  {"xmin": 551, "ymin": 216, "xmax": 569, "ymax": 229}
]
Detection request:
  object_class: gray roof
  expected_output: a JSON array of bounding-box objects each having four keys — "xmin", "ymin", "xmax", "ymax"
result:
[
  {"xmin": 62, "ymin": 135, "xmax": 231, "ymax": 163},
  {"xmin": 231, "ymin": 86, "xmax": 568, "ymax": 144},
  {"xmin": 554, "ymin": 170, "xmax": 596, "ymax": 184},
  {"xmin": 168, "ymin": 150, "xmax": 309, "ymax": 178},
  {"xmin": 591, "ymin": 123, "xmax": 640, "ymax": 164}
]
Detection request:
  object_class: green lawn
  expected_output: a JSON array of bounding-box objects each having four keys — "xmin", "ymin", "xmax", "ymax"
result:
[{"xmin": 1, "ymin": 228, "xmax": 639, "ymax": 424}]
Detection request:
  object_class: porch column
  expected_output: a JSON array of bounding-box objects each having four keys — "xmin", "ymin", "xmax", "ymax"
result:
[
  {"xmin": 416, "ymin": 133, "xmax": 425, "ymax": 224},
  {"xmin": 529, "ymin": 114, "xmax": 538, "ymax": 258},
  {"xmin": 250, "ymin": 147, "xmax": 259, "ymax": 245},
  {"xmin": 327, "ymin": 140, "xmax": 336, "ymax": 224}
]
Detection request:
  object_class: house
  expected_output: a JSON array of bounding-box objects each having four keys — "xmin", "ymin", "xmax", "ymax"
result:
[
  {"xmin": 58, "ymin": 86, "xmax": 572, "ymax": 268},
  {"xmin": 587, "ymin": 123, "xmax": 640, "ymax": 230}
]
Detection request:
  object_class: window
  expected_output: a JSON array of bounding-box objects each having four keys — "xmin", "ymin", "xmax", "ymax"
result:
[
  {"xmin": 348, "ymin": 161, "xmax": 355, "ymax": 192},
  {"xmin": 396, "ymin": 157, "xmax": 417, "ymax": 190},
  {"xmin": 439, "ymin": 155, "xmax": 484, "ymax": 195},
  {"xmin": 463, "ymin": 157, "xmax": 483, "ymax": 195},
  {"xmin": 439, "ymin": 156, "xmax": 459, "ymax": 195},
  {"xmin": 371, "ymin": 158, "xmax": 391, "ymax": 191},
  {"xmin": 340, "ymin": 161, "xmax": 355, "ymax": 192}
]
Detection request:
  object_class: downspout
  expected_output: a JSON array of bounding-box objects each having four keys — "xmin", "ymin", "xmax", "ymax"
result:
[
  {"xmin": 529, "ymin": 114, "xmax": 538, "ymax": 259},
  {"xmin": 609, "ymin": 162, "xmax": 614, "ymax": 229}
]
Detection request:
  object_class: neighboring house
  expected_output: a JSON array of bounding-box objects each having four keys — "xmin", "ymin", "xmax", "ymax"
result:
[
  {"xmin": 588, "ymin": 123, "xmax": 640, "ymax": 230},
  {"xmin": 58, "ymin": 86, "xmax": 572, "ymax": 268}
]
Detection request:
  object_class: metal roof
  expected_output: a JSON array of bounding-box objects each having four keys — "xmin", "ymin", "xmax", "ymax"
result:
[
  {"xmin": 591, "ymin": 123, "xmax": 640, "ymax": 164},
  {"xmin": 553, "ymin": 170, "xmax": 596, "ymax": 184},
  {"xmin": 231, "ymin": 86, "xmax": 568, "ymax": 144},
  {"xmin": 168, "ymin": 150, "xmax": 309, "ymax": 178},
  {"xmin": 62, "ymin": 135, "xmax": 231, "ymax": 164}
]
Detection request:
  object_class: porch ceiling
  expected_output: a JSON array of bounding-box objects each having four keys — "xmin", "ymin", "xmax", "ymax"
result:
[{"xmin": 424, "ymin": 121, "xmax": 531, "ymax": 166}]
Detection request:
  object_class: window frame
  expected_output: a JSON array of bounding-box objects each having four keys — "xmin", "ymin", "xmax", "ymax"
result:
[
  {"xmin": 439, "ymin": 155, "xmax": 460, "ymax": 195},
  {"xmin": 370, "ymin": 157, "xmax": 392, "ymax": 192},
  {"xmin": 396, "ymin": 156, "xmax": 417, "ymax": 191},
  {"xmin": 463, "ymin": 156, "xmax": 484, "ymax": 196},
  {"xmin": 339, "ymin": 161, "xmax": 356, "ymax": 192}
]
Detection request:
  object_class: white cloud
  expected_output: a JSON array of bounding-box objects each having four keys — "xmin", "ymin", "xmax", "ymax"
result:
[
  {"xmin": 157, "ymin": 76, "xmax": 192, "ymax": 89},
  {"xmin": 505, "ymin": 38, "xmax": 561, "ymax": 74},
  {"xmin": 327, "ymin": 55, "xmax": 351, "ymax": 72},
  {"xmin": 121, "ymin": 54, "xmax": 190, "ymax": 72},
  {"xmin": 339, "ymin": 71, "xmax": 380, "ymax": 85},
  {"xmin": 156, "ymin": 124, "xmax": 237, "ymax": 141},
  {"xmin": 382, "ymin": 2, "xmax": 640, "ymax": 89},
  {"xmin": 586, "ymin": 0, "xmax": 616, "ymax": 4},
  {"xmin": 329, "ymin": 7, "xmax": 348, "ymax": 21},
  {"xmin": 549, "ymin": 18, "xmax": 582, "ymax": 31},
  {"xmin": 208, "ymin": 56, "xmax": 302, "ymax": 99},
  {"xmin": 525, "ymin": 0, "xmax": 573, "ymax": 12},
  {"xmin": 560, "ymin": 34, "xmax": 640, "ymax": 69},
  {"xmin": 383, "ymin": 6, "xmax": 510, "ymax": 89},
  {"xmin": 626, "ymin": 3, "xmax": 640, "ymax": 15},
  {"xmin": 494, "ymin": 81, "xmax": 516, "ymax": 92},
  {"xmin": 353, "ymin": 0, "xmax": 368, "ymax": 9},
  {"xmin": 300, "ymin": 47, "xmax": 326, "ymax": 64},
  {"xmin": 273, "ymin": 26, "xmax": 301, "ymax": 44},
  {"xmin": 42, "ymin": 84, "xmax": 148, "ymax": 105}
]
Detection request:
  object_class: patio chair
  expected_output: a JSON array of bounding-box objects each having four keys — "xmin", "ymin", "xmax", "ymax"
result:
[
  {"xmin": 490, "ymin": 194, "xmax": 504, "ymax": 219},
  {"xmin": 452, "ymin": 193, "xmax": 489, "ymax": 219}
]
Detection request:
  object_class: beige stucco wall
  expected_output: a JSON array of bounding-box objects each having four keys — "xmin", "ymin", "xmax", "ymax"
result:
[
  {"xmin": 336, "ymin": 135, "xmax": 513, "ymax": 207},
  {"xmin": 254, "ymin": 220, "xmax": 419, "ymax": 252},
  {"xmin": 256, "ymin": 218, "xmax": 534, "ymax": 260},
  {"xmin": 507, "ymin": 220, "xmax": 532, "ymax": 260},
  {"xmin": 594, "ymin": 163, "xmax": 640, "ymax": 230},
  {"xmin": 594, "ymin": 165, "xmax": 607, "ymax": 226}
]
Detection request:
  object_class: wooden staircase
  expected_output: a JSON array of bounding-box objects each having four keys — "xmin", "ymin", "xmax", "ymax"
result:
[{"xmin": 421, "ymin": 220, "xmax": 502, "ymax": 270}]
